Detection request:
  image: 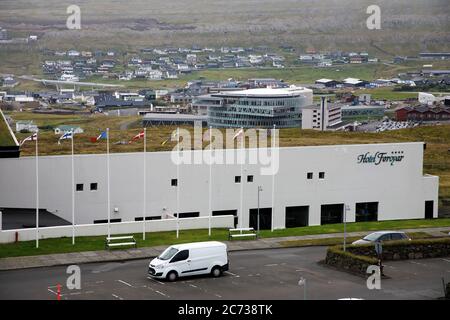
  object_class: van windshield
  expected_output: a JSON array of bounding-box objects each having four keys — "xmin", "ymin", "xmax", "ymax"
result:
[{"xmin": 158, "ymin": 247, "xmax": 179, "ymax": 261}]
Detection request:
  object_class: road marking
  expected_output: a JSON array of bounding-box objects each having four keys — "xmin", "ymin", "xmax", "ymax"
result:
[
  {"xmin": 147, "ymin": 276, "xmax": 165, "ymax": 285},
  {"xmin": 214, "ymin": 294, "xmax": 222, "ymax": 298},
  {"xmin": 47, "ymin": 288, "xmax": 58, "ymax": 296},
  {"xmin": 117, "ymin": 279, "xmax": 134, "ymax": 288},
  {"xmin": 441, "ymin": 259, "xmax": 450, "ymax": 263},
  {"xmin": 155, "ymin": 290, "xmax": 169, "ymax": 298},
  {"xmin": 189, "ymin": 284, "xmax": 199, "ymax": 289},
  {"xmin": 224, "ymin": 271, "xmax": 240, "ymax": 278},
  {"xmin": 112, "ymin": 293, "xmax": 124, "ymax": 300},
  {"xmin": 409, "ymin": 261, "xmax": 427, "ymax": 267},
  {"xmin": 264, "ymin": 263, "xmax": 278, "ymax": 267}
]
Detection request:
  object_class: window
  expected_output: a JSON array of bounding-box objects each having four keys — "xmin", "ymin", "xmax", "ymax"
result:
[
  {"xmin": 390, "ymin": 233, "xmax": 406, "ymax": 241},
  {"xmin": 307, "ymin": 172, "xmax": 313, "ymax": 180},
  {"xmin": 90, "ymin": 183, "xmax": 98, "ymax": 191},
  {"xmin": 93, "ymin": 218, "xmax": 121, "ymax": 224},
  {"xmin": 171, "ymin": 179, "xmax": 178, "ymax": 186},
  {"xmin": 170, "ymin": 249, "xmax": 189, "ymax": 263},
  {"xmin": 76, "ymin": 184, "xmax": 83, "ymax": 191},
  {"xmin": 235, "ymin": 176, "xmax": 241, "ymax": 183},
  {"xmin": 319, "ymin": 172, "xmax": 325, "ymax": 179},
  {"xmin": 247, "ymin": 175, "xmax": 254, "ymax": 183}
]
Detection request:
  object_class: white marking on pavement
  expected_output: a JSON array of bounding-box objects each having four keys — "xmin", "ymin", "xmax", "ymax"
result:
[
  {"xmin": 189, "ymin": 284, "xmax": 198, "ymax": 289},
  {"xmin": 409, "ymin": 261, "xmax": 427, "ymax": 267},
  {"xmin": 117, "ymin": 279, "xmax": 134, "ymax": 288},
  {"xmin": 224, "ymin": 271, "xmax": 240, "ymax": 277},
  {"xmin": 155, "ymin": 290, "xmax": 169, "ymax": 298},
  {"xmin": 264, "ymin": 263, "xmax": 278, "ymax": 267},
  {"xmin": 112, "ymin": 293, "xmax": 124, "ymax": 300},
  {"xmin": 441, "ymin": 259, "xmax": 450, "ymax": 263},
  {"xmin": 147, "ymin": 276, "xmax": 165, "ymax": 285},
  {"xmin": 214, "ymin": 294, "xmax": 222, "ymax": 298}
]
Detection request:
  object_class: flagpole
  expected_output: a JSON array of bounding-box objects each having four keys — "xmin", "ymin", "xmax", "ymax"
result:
[
  {"xmin": 176, "ymin": 127, "xmax": 180, "ymax": 239},
  {"xmin": 271, "ymin": 125, "xmax": 276, "ymax": 232},
  {"xmin": 106, "ymin": 128, "xmax": 111, "ymax": 239},
  {"xmin": 239, "ymin": 127, "xmax": 244, "ymax": 231},
  {"xmin": 71, "ymin": 130, "xmax": 75, "ymax": 244},
  {"xmin": 35, "ymin": 131, "xmax": 39, "ymax": 248},
  {"xmin": 143, "ymin": 128, "xmax": 147, "ymax": 240},
  {"xmin": 208, "ymin": 126, "xmax": 212, "ymax": 237}
]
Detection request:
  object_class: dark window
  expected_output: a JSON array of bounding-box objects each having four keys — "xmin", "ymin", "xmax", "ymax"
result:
[
  {"xmin": 93, "ymin": 219, "xmax": 121, "ymax": 224},
  {"xmin": 135, "ymin": 216, "xmax": 162, "ymax": 221},
  {"xmin": 90, "ymin": 183, "xmax": 98, "ymax": 191},
  {"xmin": 170, "ymin": 250, "xmax": 189, "ymax": 263},
  {"xmin": 307, "ymin": 172, "xmax": 313, "ymax": 180},
  {"xmin": 390, "ymin": 233, "xmax": 405, "ymax": 241},
  {"xmin": 247, "ymin": 175, "xmax": 254, "ymax": 182},
  {"xmin": 285, "ymin": 206, "xmax": 309, "ymax": 228},
  {"xmin": 320, "ymin": 204, "xmax": 344, "ymax": 225},
  {"xmin": 76, "ymin": 184, "xmax": 83, "ymax": 191},
  {"xmin": 171, "ymin": 179, "xmax": 178, "ymax": 186},
  {"xmin": 174, "ymin": 212, "xmax": 200, "ymax": 218},
  {"xmin": 235, "ymin": 176, "xmax": 241, "ymax": 183},
  {"xmin": 379, "ymin": 234, "xmax": 391, "ymax": 241},
  {"xmin": 355, "ymin": 202, "xmax": 378, "ymax": 222},
  {"xmin": 319, "ymin": 172, "xmax": 325, "ymax": 179},
  {"xmin": 249, "ymin": 208, "xmax": 272, "ymax": 230},
  {"xmin": 425, "ymin": 201, "xmax": 433, "ymax": 219}
]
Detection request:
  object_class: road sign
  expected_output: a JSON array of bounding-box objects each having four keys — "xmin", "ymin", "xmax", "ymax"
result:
[{"xmin": 374, "ymin": 241, "xmax": 382, "ymax": 255}]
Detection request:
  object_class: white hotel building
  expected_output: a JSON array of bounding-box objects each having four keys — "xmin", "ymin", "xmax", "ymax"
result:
[{"xmin": 0, "ymin": 142, "xmax": 439, "ymax": 231}]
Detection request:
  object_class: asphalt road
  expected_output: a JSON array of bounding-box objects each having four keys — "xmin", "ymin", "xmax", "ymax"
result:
[{"xmin": 0, "ymin": 247, "xmax": 449, "ymax": 300}]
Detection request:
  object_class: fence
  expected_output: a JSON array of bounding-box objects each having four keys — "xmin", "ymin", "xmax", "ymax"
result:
[{"xmin": 0, "ymin": 215, "xmax": 234, "ymax": 243}]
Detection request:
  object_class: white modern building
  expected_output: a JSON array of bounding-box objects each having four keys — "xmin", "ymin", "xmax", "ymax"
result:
[
  {"xmin": 194, "ymin": 86, "xmax": 313, "ymax": 128},
  {"xmin": 302, "ymin": 98, "xmax": 343, "ymax": 130},
  {"xmin": 0, "ymin": 142, "xmax": 438, "ymax": 230}
]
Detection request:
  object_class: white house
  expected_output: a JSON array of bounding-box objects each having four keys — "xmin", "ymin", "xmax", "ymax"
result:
[{"xmin": 15, "ymin": 121, "xmax": 38, "ymax": 133}]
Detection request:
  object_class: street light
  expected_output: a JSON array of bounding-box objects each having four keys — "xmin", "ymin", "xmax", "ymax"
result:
[
  {"xmin": 344, "ymin": 204, "xmax": 350, "ymax": 251},
  {"xmin": 257, "ymin": 186, "xmax": 263, "ymax": 236}
]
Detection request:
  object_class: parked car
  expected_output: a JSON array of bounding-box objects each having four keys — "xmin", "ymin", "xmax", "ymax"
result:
[
  {"xmin": 148, "ymin": 241, "xmax": 229, "ymax": 281},
  {"xmin": 352, "ymin": 231, "xmax": 411, "ymax": 245}
]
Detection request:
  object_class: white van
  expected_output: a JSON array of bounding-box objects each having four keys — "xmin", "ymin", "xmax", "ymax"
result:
[{"xmin": 148, "ymin": 241, "xmax": 229, "ymax": 281}]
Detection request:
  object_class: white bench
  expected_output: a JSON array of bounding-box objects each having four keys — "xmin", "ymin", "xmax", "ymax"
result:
[
  {"xmin": 105, "ymin": 236, "xmax": 137, "ymax": 249},
  {"xmin": 228, "ymin": 228, "xmax": 258, "ymax": 240}
]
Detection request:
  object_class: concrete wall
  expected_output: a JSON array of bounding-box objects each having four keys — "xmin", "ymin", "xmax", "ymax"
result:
[
  {"xmin": 0, "ymin": 143, "xmax": 439, "ymax": 231},
  {"xmin": 0, "ymin": 215, "xmax": 234, "ymax": 243}
]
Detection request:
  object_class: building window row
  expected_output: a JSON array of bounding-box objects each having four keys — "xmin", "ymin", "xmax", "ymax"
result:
[
  {"xmin": 307, "ymin": 172, "xmax": 325, "ymax": 180},
  {"xmin": 76, "ymin": 183, "xmax": 98, "ymax": 192}
]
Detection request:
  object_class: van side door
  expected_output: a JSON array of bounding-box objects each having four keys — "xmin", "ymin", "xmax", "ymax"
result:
[{"xmin": 169, "ymin": 249, "xmax": 190, "ymax": 275}]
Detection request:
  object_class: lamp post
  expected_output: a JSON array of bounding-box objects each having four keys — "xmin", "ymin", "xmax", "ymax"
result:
[
  {"xmin": 344, "ymin": 204, "xmax": 350, "ymax": 251},
  {"xmin": 257, "ymin": 186, "xmax": 263, "ymax": 236}
]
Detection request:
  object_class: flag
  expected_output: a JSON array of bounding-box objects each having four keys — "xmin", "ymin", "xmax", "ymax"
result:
[
  {"xmin": 20, "ymin": 132, "xmax": 37, "ymax": 146},
  {"xmin": 233, "ymin": 128, "xmax": 244, "ymax": 140},
  {"xmin": 129, "ymin": 130, "xmax": 145, "ymax": 143},
  {"xmin": 90, "ymin": 131, "xmax": 107, "ymax": 143},
  {"xmin": 161, "ymin": 131, "xmax": 178, "ymax": 146},
  {"xmin": 58, "ymin": 131, "xmax": 73, "ymax": 144}
]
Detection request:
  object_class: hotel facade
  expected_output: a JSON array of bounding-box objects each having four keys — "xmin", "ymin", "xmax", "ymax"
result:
[{"xmin": 0, "ymin": 142, "xmax": 438, "ymax": 231}]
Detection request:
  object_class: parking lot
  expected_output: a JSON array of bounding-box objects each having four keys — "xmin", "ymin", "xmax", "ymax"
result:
[{"xmin": 0, "ymin": 247, "xmax": 448, "ymax": 300}]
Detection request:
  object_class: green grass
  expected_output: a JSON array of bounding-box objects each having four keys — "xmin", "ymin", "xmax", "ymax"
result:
[
  {"xmin": 1, "ymin": 218, "xmax": 449, "ymax": 259},
  {"xmin": 0, "ymin": 111, "xmax": 16, "ymax": 146}
]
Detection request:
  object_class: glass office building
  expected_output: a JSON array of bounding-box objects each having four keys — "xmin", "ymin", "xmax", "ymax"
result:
[{"xmin": 193, "ymin": 87, "xmax": 313, "ymax": 128}]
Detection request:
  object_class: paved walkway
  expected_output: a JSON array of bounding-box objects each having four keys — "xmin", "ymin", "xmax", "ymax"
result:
[{"xmin": 0, "ymin": 227, "xmax": 448, "ymax": 271}]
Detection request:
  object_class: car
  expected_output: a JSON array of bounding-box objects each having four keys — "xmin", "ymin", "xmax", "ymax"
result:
[
  {"xmin": 352, "ymin": 231, "xmax": 411, "ymax": 245},
  {"xmin": 148, "ymin": 241, "xmax": 229, "ymax": 281}
]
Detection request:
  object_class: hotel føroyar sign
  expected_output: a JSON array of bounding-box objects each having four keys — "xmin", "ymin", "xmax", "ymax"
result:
[{"xmin": 357, "ymin": 151, "xmax": 404, "ymax": 166}]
